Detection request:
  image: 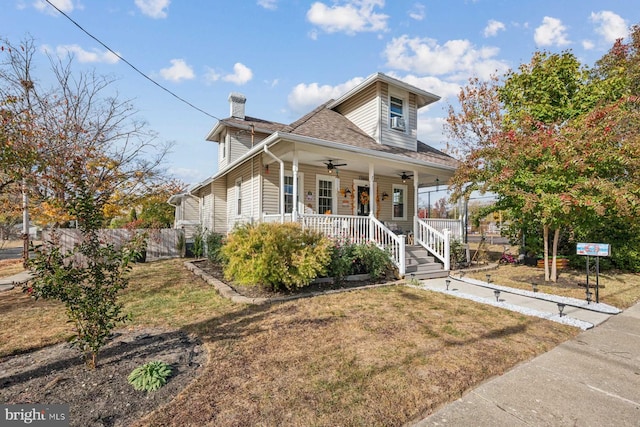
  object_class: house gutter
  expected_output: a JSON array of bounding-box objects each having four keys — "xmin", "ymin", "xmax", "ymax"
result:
[
  {"xmin": 263, "ymin": 144, "xmax": 285, "ymax": 223},
  {"xmin": 190, "ymin": 130, "xmax": 456, "ymax": 193}
]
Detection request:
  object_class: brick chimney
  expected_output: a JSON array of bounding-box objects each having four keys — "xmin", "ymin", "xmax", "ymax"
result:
[{"xmin": 228, "ymin": 92, "xmax": 246, "ymax": 119}]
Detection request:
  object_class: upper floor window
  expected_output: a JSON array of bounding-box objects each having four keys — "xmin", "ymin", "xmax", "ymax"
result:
[{"xmin": 390, "ymin": 96, "xmax": 405, "ymax": 131}]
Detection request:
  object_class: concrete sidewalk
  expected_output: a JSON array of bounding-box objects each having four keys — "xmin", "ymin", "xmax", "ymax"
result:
[
  {"xmin": 0, "ymin": 270, "xmax": 33, "ymax": 292},
  {"xmin": 413, "ymin": 278, "xmax": 640, "ymax": 426}
]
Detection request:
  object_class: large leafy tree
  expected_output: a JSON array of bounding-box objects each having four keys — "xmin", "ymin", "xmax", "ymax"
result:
[{"xmin": 447, "ymin": 31, "xmax": 640, "ymax": 281}]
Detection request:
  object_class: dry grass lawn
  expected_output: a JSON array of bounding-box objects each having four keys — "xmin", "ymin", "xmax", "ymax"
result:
[{"xmin": 2, "ymin": 258, "xmax": 580, "ymax": 425}]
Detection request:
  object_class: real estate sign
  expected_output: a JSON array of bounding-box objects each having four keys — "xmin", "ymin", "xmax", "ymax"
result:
[{"xmin": 576, "ymin": 243, "xmax": 610, "ymax": 257}]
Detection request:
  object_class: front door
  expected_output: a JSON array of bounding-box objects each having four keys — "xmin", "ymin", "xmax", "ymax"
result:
[{"xmin": 356, "ymin": 185, "xmax": 370, "ymax": 216}]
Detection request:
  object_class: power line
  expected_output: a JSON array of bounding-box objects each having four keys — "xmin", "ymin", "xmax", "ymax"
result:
[{"xmin": 45, "ymin": 0, "xmax": 221, "ymax": 121}]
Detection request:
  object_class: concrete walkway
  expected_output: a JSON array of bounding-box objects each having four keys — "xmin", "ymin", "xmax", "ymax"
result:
[
  {"xmin": 0, "ymin": 271, "xmax": 33, "ymax": 292},
  {"xmin": 413, "ymin": 277, "xmax": 640, "ymax": 426}
]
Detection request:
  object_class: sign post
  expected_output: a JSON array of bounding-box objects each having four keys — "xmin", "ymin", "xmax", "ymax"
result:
[{"xmin": 576, "ymin": 243, "xmax": 610, "ymax": 304}]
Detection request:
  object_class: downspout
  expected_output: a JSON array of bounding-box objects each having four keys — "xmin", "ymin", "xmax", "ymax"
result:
[{"xmin": 264, "ymin": 145, "xmax": 285, "ymax": 223}]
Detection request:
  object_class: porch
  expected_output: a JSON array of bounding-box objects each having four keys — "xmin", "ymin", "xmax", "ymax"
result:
[{"xmin": 263, "ymin": 213, "xmax": 463, "ymax": 278}]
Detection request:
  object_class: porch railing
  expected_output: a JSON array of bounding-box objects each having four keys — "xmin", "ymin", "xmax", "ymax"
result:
[
  {"xmin": 370, "ymin": 216, "xmax": 405, "ymax": 276},
  {"xmin": 299, "ymin": 214, "xmax": 406, "ymax": 276},
  {"xmin": 420, "ymin": 218, "xmax": 463, "ymax": 240},
  {"xmin": 415, "ymin": 217, "xmax": 450, "ymax": 271},
  {"xmin": 299, "ymin": 214, "xmax": 370, "ymax": 244}
]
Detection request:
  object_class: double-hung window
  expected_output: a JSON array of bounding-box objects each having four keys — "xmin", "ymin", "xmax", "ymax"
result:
[
  {"xmin": 318, "ymin": 178, "xmax": 333, "ymax": 214},
  {"xmin": 284, "ymin": 175, "xmax": 294, "ymax": 214},
  {"xmin": 235, "ymin": 177, "xmax": 242, "ymax": 217},
  {"xmin": 390, "ymin": 96, "xmax": 405, "ymax": 131},
  {"xmin": 392, "ymin": 184, "xmax": 407, "ymax": 220}
]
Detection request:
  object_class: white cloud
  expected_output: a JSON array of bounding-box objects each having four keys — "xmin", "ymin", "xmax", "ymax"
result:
[
  {"xmin": 417, "ymin": 115, "xmax": 447, "ymax": 146},
  {"xmin": 383, "ymin": 35, "xmax": 509, "ymax": 80},
  {"xmin": 287, "ymin": 76, "xmax": 365, "ymax": 114},
  {"xmin": 386, "ymin": 72, "xmax": 462, "ymax": 101},
  {"xmin": 222, "ymin": 63, "xmax": 253, "ymax": 85},
  {"xmin": 306, "ymin": 0, "xmax": 389, "ymax": 36},
  {"xmin": 49, "ymin": 44, "xmax": 120, "ymax": 64},
  {"xmin": 534, "ymin": 16, "xmax": 570, "ymax": 47},
  {"xmin": 257, "ymin": 0, "xmax": 277, "ymax": 10},
  {"xmin": 483, "ymin": 19, "xmax": 505, "ymax": 37},
  {"xmin": 582, "ymin": 40, "xmax": 595, "ymax": 50},
  {"xmin": 408, "ymin": 3, "xmax": 425, "ymax": 21},
  {"xmin": 135, "ymin": 0, "xmax": 170, "ymax": 19},
  {"xmin": 590, "ymin": 11, "xmax": 628, "ymax": 44},
  {"xmin": 160, "ymin": 59, "xmax": 195, "ymax": 82},
  {"xmin": 204, "ymin": 67, "xmax": 221, "ymax": 84},
  {"xmin": 33, "ymin": 0, "xmax": 77, "ymax": 15}
]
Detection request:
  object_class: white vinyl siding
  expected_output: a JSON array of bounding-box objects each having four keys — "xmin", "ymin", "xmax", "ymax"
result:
[
  {"xmin": 333, "ymin": 82, "xmax": 379, "ymax": 142},
  {"xmin": 380, "ymin": 83, "xmax": 417, "ymax": 151}
]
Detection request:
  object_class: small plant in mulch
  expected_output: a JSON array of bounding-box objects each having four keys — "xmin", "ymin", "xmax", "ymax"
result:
[{"xmin": 128, "ymin": 361, "xmax": 173, "ymax": 392}]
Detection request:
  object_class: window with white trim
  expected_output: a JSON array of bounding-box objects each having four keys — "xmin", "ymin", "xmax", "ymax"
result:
[
  {"xmin": 390, "ymin": 96, "xmax": 405, "ymax": 131},
  {"xmin": 284, "ymin": 175, "xmax": 294, "ymax": 214},
  {"xmin": 235, "ymin": 177, "xmax": 242, "ymax": 217},
  {"xmin": 392, "ymin": 184, "xmax": 407, "ymax": 220},
  {"xmin": 318, "ymin": 178, "xmax": 334, "ymax": 214}
]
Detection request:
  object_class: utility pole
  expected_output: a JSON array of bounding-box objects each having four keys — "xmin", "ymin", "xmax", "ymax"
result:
[{"xmin": 22, "ymin": 178, "xmax": 29, "ymax": 267}]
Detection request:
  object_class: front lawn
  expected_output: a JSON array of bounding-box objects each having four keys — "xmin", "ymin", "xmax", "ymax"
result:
[{"xmin": 2, "ymin": 258, "xmax": 579, "ymax": 425}]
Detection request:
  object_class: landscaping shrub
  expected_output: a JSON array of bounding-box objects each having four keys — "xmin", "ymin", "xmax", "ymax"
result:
[
  {"xmin": 221, "ymin": 222, "xmax": 332, "ymax": 291},
  {"xmin": 128, "ymin": 361, "xmax": 173, "ymax": 392},
  {"xmin": 326, "ymin": 239, "xmax": 393, "ymax": 282},
  {"xmin": 205, "ymin": 231, "xmax": 225, "ymax": 263}
]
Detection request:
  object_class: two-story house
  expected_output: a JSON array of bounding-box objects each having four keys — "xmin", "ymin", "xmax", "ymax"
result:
[{"xmin": 173, "ymin": 72, "xmax": 461, "ymax": 277}]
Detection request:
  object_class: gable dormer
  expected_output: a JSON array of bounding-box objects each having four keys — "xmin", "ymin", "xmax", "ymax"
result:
[{"xmin": 328, "ymin": 73, "xmax": 440, "ymax": 152}]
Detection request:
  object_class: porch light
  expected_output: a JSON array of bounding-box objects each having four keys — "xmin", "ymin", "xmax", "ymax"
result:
[
  {"xmin": 344, "ymin": 187, "xmax": 351, "ymax": 197},
  {"xmin": 382, "ymin": 192, "xmax": 389, "ymax": 200},
  {"xmin": 494, "ymin": 290, "xmax": 501, "ymax": 302},
  {"xmin": 557, "ymin": 303, "xmax": 566, "ymax": 317}
]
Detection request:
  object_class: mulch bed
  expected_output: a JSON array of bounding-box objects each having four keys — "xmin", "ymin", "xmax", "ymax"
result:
[{"xmin": 0, "ymin": 327, "xmax": 206, "ymax": 427}]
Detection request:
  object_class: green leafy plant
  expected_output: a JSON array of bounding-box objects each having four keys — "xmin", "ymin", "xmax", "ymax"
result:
[
  {"xmin": 192, "ymin": 225, "xmax": 205, "ymax": 258},
  {"xmin": 352, "ymin": 242, "xmax": 393, "ymax": 280},
  {"xmin": 205, "ymin": 231, "xmax": 225, "ymax": 263},
  {"xmin": 176, "ymin": 230, "xmax": 186, "ymax": 257},
  {"xmin": 128, "ymin": 361, "xmax": 173, "ymax": 392},
  {"xmin": 26, "ymin": 184, "xmax": 144, "ymax": 369},
  {"xmin": 221, "ymin": 222, "xmax": 332, "ymax": 291}
]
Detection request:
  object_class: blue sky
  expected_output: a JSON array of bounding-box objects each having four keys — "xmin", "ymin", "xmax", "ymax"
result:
[{"xmin": 3, "ymin": 0, "xmax": 639, "ymax": 187}]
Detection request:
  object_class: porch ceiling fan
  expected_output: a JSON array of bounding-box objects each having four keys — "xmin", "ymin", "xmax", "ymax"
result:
[
  {"xmin": 324, "ymin": 160, "xmax": 346, "ymax": 174},
  {"xmin": 399, "ymin": 172, "xmax": 413, "ymax": 182}
]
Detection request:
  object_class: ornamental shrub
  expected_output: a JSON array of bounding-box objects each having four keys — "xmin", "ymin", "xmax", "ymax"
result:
[
  {"xmin": 221, "ymin": 222, "xmax": 332, "ymax": 291},
  {"xmin": 326, "ymin": 239, "xmax": 393, "ymax": 282},
  {"xmin": 352, "ymin": 242, "xmax": 393, "ymax": 280},
  {"xmin": 205, "ymin": 231, "xmax": 225, "ymax": 263}
]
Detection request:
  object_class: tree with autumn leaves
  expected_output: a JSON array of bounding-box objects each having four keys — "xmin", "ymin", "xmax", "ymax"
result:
[
  {"xmin": 447, "ymin": 25, "xmax": 640, "ymax": 281},
  {"xmin": 0, "ymin": 36, "xmax": 172, "ymax": 229}
]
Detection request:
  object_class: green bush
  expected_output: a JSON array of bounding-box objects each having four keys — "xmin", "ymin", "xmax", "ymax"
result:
[
  {"xmin": 128, "ymin": 361, "xmax": 172, "ymax": 392},
  {"xmin": 221, "ymin": 222, "xmax": 332, "ymax": 291},
  {"xmin": 205, "ymin": 231, "xmax": 225, "ymax": 263},
  {"xmin": 326, "ymin": 239, "xmax": 393, "ymax": 282},
  {"xmin": 192, "ymin": 225, "xmax": 205, "ymax": 258}
]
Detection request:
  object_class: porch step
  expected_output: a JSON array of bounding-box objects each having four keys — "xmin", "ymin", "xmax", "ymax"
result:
[{"xmin": 404, "ymin": 245, "xmax": 449, "ymax": 279}]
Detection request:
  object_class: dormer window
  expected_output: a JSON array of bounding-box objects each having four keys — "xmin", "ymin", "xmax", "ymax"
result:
[{"xmin": 390, "ymin": 96, "xmax": 406, "ymax": 131}]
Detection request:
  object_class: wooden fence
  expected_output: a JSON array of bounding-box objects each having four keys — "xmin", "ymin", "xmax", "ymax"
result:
[{"xmin": 42, "ymin": 228, "xmax": 183, "ymax": 262}]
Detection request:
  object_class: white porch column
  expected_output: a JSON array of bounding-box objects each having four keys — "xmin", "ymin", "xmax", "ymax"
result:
[
  {"xmin": 369, "ymin": 163, "xmax": 375, "ymax": 217},
  {"xmin": 292, "ymin": 152, "xmax": 299, "ymax": 221},
  {"xmin": 413, "ymin": 170, "xmax": 419, "ymax": 238}
]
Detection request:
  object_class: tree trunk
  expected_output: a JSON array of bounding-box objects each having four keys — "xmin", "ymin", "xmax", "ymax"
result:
[
  {"xmin": 543, "ymin": 224, "xmax": 550, "ymax": 282},
  {"xmin": 551, "ymin": 228, "xmax": 560, "ymax": 283}
]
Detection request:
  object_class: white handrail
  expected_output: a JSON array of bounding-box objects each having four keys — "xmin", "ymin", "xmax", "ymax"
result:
[
  {"xmin": 299, "ymin": 214, "xmax": 406, "ymax": 276},
  {"xmin": 370, "ymin": 215, "xmax": 405, "ymax": 276},
  {"xmin": 415, "ymin": 217, "xmax": 450, "ymax": 270}
]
